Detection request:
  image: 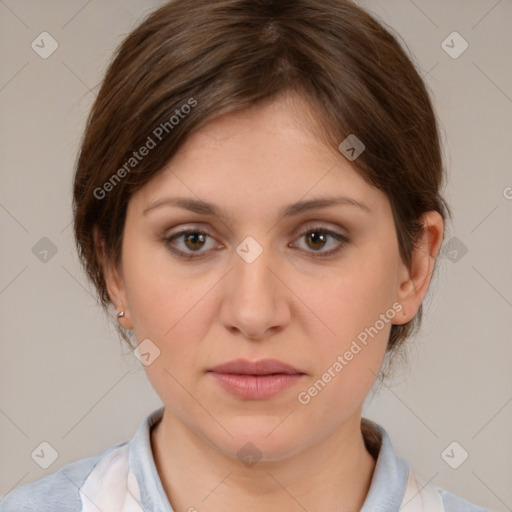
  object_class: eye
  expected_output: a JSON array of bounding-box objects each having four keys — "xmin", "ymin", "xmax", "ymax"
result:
[
  {"xmin": 291, "ymin": 227, "xmax": 348, "ymax": 257},
  {"xmin": 163, "ymin": 226, "xmax": 348, "ymax": 260},
  {"xmin": 164, "ymin": 229, "xmax": 221, "ymax": 259}
]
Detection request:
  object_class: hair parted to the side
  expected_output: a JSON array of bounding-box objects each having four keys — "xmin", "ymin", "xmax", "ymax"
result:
[{"xmin": 72, "ymin": 0, "xmax": 450, "ymax": 353}]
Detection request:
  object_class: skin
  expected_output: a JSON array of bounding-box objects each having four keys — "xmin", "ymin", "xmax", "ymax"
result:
[{"xmin": 100, "ymin": 91, "xmax": 444, "ymax": 512}]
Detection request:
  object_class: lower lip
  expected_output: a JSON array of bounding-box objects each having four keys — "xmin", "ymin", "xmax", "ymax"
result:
[{"xmin": 209, "ymin": 372, "xmax": 304, "ymax": 400}]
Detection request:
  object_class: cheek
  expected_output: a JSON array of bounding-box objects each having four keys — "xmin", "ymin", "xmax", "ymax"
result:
[
  {"xmin": 121, "ymin": 236, "xmax": 220, "ymax": 361},
  {"xmin": 307, "ymin": 244, "xmax": 398, "ymax": 344},
  {"xmin": 122, "ymin": 237, "xmax": 200, "ymax": 336},
  {"xmin": 295, "ymin": 243, "xmax": 398, "ymax": 404},
  {"xmin": 122, "ymin": 246, "xmax": 215, "ymax": 412}
]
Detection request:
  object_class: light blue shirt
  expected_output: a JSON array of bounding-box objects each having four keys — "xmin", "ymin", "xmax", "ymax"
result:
[{"xmin": 0, "ymin": 407, "xmax": 493, "ymax": 511}]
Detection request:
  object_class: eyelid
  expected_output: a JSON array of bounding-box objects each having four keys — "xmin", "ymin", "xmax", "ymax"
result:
[
  {"xmin": 164, "ymin": 227, "xmax": 221, "ymax": 246},
  {"xmin": 295, "ymin": 225, "xmax": 348, "ymax": 241},
  {"xmin": 293, "ymin": 219, "xmax": 349, "ymax": 238}
]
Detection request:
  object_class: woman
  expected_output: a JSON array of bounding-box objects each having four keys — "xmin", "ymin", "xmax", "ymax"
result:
[{"xmin": 0, "ymin": 0, "xmax": 494, "ymax": 510}]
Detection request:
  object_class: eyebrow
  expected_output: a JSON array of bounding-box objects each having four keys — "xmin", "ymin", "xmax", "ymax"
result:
[{"xmin": 143, "ymin": 195, "xmax": 371, "ymax": 219}]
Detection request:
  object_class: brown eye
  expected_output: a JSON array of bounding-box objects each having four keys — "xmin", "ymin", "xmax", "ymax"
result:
[
  {"xmin": 305, "ymin": 231, "xmax": 328, "ymax": 251},
  {"xmin": 164, "ymin": 229, "xmax": 220, "ymax": 259},
  {"xmin": 182, "ymin": 231, "xmax": 207, "ymax": 251},
  {"xmin": 293, "ymin": 227, "xmax": 348, "ymax": 257}
]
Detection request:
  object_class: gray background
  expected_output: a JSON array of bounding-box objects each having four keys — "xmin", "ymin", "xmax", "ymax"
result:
[{"xmin": 0, "ymin": 0, "xmax": 511, "ymax": 510}]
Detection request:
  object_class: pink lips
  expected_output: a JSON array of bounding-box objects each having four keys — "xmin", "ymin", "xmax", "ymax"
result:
[{"xmin": 207, "ymin": 358, "xmax": 305, "ymax": 400}]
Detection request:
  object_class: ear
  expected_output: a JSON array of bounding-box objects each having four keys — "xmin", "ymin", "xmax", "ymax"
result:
[
  {"xmin": 394, "ymin": 211, "xmax": 444, "ymax": 325},
  {"xmin": 93, "ymin": 226, "xmax": 133, "ymax": 329}
]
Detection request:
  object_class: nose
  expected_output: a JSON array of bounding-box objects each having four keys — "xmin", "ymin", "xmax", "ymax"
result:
[{"xmin": 219, "ymin": 241, "xmax": 291, "ymax": 341}]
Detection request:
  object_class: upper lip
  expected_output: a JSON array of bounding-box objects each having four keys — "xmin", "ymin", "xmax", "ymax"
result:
[{"xmin": 208, "ymin": 358, "xmax": 304, "ymax": 375}]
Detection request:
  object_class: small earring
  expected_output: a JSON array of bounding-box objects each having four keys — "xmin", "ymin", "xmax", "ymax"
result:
[{"xmin": 117, "ymin": 311, "xmax": 125, "ymax": 318}]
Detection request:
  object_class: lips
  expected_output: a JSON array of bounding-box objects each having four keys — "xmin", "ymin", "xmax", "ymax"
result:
[
  {"xmin": 207, "ymin": 358, "xmax": 305, "ymax": 400},
  {"xmin": 208, "ymin": 358, "xmax": 303, "ymax": 376}
]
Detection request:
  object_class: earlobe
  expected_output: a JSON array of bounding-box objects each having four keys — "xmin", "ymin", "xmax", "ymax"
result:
[
  {"xmin": 105, "ymin": 270, "xmax": 134, "ymax": 328},
  {"xmin": 104, "ymin": 258, "xmax": 133, "ymax": 329},
  {"xmin": 394, "ymin": 211, "xmax": 444, "ymax": 325},
  {"xmin": 93, "ymin": 226, "xmax": 133, "ymax": 328}
]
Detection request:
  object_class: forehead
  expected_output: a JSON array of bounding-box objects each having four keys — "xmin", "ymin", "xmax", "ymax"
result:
[{"xmin": 128, "ymin": 93, "xmax": 388, "ymax": 221}]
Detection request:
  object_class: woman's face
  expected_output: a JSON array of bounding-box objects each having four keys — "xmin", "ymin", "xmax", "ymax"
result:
[{"xmin": 108, "ymin": 92, "xmax": 431, "ymax": 461}]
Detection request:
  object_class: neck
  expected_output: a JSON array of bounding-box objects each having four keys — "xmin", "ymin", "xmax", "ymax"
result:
[{"xmin": 151, "ymin": 410, "xmax": 377, "ymax": 512}]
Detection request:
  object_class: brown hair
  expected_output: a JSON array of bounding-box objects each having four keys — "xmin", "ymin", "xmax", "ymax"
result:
[{"xmin": 73, "ymin": 0, "xmax": 450, "ymax": 352}]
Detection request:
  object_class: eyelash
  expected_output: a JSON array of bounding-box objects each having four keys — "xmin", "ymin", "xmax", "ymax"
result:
[{"xmin": 163, "ymin": 226, "xmax": 349, "ymax": 260}]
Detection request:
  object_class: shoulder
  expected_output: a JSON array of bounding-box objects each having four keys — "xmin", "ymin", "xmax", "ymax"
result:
[
  {"xmin": 361, "ymin": 418, "xmax": 495, "ymax": 512},
  {"xmin": 409, "ymin": 470, "xmax": 495, "ymax": 512},
  {"xmin": 0, "ymin": 442, "xmax": 127, "ymax": 512},
  {"xmin": 438, "ymin": 487, "xmax": 495, "ymax": 512}
]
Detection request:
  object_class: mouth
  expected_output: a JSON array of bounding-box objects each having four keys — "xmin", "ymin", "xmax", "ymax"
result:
[{"xmin": 207, "ymin": 358, "xmax": 306, "ymax": 400}]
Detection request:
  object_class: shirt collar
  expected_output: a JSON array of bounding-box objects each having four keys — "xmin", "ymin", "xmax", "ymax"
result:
[
  {"xmin": 128, "ymin": 406, "xmax": 173, "ymax": 512},
  {"xmin": 360, "ymin": 418, "xmax": 409, "ymax": 511},
  {"xmin": 128, "ymin": 408, "xmax": 408, "ymax": 512}
]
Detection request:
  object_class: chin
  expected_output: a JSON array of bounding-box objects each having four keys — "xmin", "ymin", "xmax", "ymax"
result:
[{"xmin": 206, "ymin": 416, "xmax": 307, "ymax": 463}]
